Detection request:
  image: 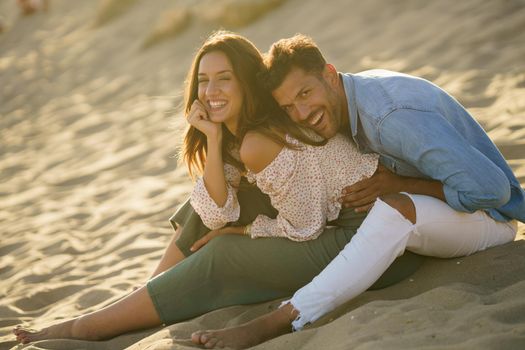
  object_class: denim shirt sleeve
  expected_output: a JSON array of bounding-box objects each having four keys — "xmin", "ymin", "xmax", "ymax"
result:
[{"xmin": 378, "ymin": 109, "xmax": 511, "ymax": 213}]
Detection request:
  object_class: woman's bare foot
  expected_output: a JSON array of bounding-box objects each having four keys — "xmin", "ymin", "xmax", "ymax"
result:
[
  {"xmin": 191, "ymin": 303, "xmax": 298, "ymax": 349},
  {"xmin": 13, "ymin": 286, "xmax": 162, "ymax": 344},
  {"xmin": 13, "ymin": 314, "xmax": 111, "ymax": 344},
  {"xmin": 13, "ymin": 319, "xmax": 79, "ymax": 344}
]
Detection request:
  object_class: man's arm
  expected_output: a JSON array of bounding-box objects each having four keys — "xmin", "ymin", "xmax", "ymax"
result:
[
  {"xmin": 341, "ymin": 164, "xmax": 445, "ymax": 212},
  {"xmin": 378, "ymin": 109, "xmax": 510, "ymax": 212},
  {"xmin": 342, "ymin": 109, "xmax": 510, "ymax": 213},
  {"xmin": 397, "ymin": 176, "xmax": 445, "ymax": 200}
]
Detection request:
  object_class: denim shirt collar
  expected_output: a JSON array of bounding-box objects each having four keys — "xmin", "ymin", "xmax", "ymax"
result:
[
  {"xmin": 340, "ymin": 72, "xmax": 360, "ymax": 146},
  {"xmin": 340, "ymin": 72, "xmax": 359, "ymax": 141}
]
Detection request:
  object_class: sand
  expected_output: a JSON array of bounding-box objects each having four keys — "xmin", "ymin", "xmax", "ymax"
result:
[{"xmin": 1, "ymin": 0, "xmax": 524, "ymax": 349}]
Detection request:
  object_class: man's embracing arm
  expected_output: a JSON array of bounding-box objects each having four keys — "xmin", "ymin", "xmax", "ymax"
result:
[
  {"xmin": 342, "ymin": 108, "xmax": 510, "ymax": 213},
  {"xmin": 340, "ymin": 164, "xmax": 445, "ymax": 212}
]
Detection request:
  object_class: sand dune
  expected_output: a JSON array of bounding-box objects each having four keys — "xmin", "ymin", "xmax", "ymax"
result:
[{"xmin": 1, "ymin": 0, "xmax": 524, "ymax": 349}]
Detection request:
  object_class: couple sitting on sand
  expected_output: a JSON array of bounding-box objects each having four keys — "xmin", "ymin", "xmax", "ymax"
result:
[{"xmin": 14, "ymin": 31, "xmax": 524, "ymax": 348}]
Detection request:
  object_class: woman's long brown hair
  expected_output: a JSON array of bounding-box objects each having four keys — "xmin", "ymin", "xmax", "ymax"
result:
[{"xmin": 181, "ymin": 30, "xmax": 325, "ymax": 178}]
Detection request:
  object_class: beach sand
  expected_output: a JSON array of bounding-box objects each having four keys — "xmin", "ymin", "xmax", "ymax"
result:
[{"xmin": 1, "ymin": 0, "xmax": 524, "ymax": 349}]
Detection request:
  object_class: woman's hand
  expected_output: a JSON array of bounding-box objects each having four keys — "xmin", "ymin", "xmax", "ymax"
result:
[
  {"xmin": 187, "ymin": 100, "xmax": 222, "ymax": 139},
  {"xmin": 190, "ymin": 226, "xmax": 246, "ymax": 252}
]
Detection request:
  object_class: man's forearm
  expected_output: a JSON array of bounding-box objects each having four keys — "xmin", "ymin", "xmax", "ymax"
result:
[
  {"xmin": 340, "ymin": 165, "xmax": 447, "ymax": 210},
  {"xmin": 399, "ymin": 177, "xmax": 446, "ymax": 201}
]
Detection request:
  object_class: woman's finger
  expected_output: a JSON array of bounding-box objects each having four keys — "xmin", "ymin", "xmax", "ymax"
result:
[
  {"xmin": 190, "ymin": 230, "xmax": 220, "ymax": 252},
  {"xmin": 190, "ymin": 236, "xmax": 209, "ymax": 252},
  {"xmin": 188, "ymin": 100, "xmax": 208, "ymax": 120},
  {"xmin": 189, "ymin": 104, "xmax": 205, "ymax": 119}
]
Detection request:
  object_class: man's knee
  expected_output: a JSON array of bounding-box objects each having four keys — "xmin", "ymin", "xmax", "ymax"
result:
[{"xmin": 379, "ymin": 193, "xmax": 416, "ymax": 224}]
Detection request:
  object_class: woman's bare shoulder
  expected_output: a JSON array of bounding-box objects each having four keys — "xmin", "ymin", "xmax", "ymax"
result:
[{"xmin": 239, "ymin": 131, "xmax": 284, "ymax": 174}]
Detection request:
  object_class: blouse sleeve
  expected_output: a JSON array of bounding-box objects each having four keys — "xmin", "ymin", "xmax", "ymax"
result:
[
  {"xmin": 248, "ymin": 141, "xmax": 328, "ymax": 241},
  {"xmin": 190, "ymin": 163, "xmax": 242, "ymax": 230}
]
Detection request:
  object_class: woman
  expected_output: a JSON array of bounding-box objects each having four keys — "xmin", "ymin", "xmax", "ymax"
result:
[{"xmin": 13, "ymin": 31, "xmax": 419, "ymax": 344}]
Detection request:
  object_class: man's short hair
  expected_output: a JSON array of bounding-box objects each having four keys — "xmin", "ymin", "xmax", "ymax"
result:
[{"xmin": 261, "ymin": 34, "xmax": 326, "ymax": 91}]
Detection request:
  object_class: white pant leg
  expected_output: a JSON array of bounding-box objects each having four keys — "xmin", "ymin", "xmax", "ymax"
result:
[
  {"xmin": 404, "ymin": 193, "xmax": 517, "ymax": 258},
  {"xmin": 286, "ymin": 195, "xmax": 518, "ymax": 331},
  {"xmin": 287, "ymin": 198, "xmax": 414, "ymax": 330}
]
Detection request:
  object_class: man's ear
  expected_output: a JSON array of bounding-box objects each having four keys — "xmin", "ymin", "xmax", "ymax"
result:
[{"xmin": 323, "ymin": 64, "xmax": 338, "ymax": 86}]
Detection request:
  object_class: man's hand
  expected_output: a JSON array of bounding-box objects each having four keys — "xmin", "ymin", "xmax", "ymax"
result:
[
  {"xmin": 340, "ymin": 164, "xmax": 403, "ymax": 212},
  {"xmin": 190, "ymin": 226, "xmax": 245, "ymax": 252}
]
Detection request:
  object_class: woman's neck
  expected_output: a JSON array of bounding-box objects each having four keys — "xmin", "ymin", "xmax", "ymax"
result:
[{"xmin": 224, "ymin": 119, "xmax": 238, "ymax": 136}]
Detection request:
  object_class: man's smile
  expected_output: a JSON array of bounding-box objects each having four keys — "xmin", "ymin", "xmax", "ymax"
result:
[{"xmin": 309, "ymin": 110, "xmax": 324, "ymax": 126}]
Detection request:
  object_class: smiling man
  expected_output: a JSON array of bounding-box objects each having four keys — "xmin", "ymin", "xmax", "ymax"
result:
[
  {"xmin": 191, "ymin": 34, "xmax": 525, "ymax": 349},
  {"xmin": 265, "ymin": 35, "xmax": 524, "ymax": 219}
]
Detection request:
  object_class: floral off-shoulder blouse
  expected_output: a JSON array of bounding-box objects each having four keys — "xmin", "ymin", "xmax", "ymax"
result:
[{"xmin": 190, "ymin": 133, "xmax": 378, "ymax": 241}]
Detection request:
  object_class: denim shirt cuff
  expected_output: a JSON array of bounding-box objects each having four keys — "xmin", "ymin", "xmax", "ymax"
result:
[{"xmin": 443, "ymin": 184, "xmax": 469, "ymax": 213}]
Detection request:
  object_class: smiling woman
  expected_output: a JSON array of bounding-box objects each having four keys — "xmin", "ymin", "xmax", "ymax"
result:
[{"xmin": 196, "ymin": 51, "xmax": 242, "ymax": 129}]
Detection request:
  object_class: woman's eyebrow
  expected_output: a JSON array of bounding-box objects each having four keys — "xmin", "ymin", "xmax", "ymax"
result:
[{"xmin": 198, "ymin": 70, "xmax": 233, "ymax": 76}]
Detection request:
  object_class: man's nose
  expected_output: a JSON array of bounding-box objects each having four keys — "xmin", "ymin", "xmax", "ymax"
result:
[{"xmin": 295, "ymin": 103, "xmax": 311, "ymax": 121}]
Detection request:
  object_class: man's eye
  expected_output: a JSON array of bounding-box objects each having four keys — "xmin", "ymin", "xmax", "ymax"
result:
[
  {"xmin": 301, "ymin": 90, "xmax": 310, "ymax": 97},
  {"xmin": 198, "ymin": 80, "xmax": 208, "ymax": 84},
  {"xmin": 219, "ymin": 77, "xmax": 231, "ymax": 81}
]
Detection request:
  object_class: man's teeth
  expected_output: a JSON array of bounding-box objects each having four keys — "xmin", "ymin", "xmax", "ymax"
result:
[
  {"xmin": 209, "ymin": 101, "xmax": 227, "ymax": 109},
  {"xmin": 310, "ymin": 111, "xmax": 323, "ymax": 126}
]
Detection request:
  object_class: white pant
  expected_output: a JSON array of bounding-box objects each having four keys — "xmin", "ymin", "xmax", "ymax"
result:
[{"xmin": 286, "ymin": 194, "xmax": 517, "ymax": 330}]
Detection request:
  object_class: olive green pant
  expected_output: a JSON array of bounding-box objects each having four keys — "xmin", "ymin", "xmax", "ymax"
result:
[{"xmin": 147, "ymin": 183, "xmax": 424, "ymax": 325}]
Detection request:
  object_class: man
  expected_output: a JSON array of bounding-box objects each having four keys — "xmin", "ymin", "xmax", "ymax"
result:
[{"xmin": 191, "ymin": 34, "xmax": 524, "ymax": 349}]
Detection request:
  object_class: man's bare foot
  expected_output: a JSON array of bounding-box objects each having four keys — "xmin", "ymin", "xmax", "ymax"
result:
[
  {"xmin": 191, "ymin": 303, "xmax": 298, "ymax": 349},
  {"xmin": 191, "ymin": 323, "xmax": 261, "ymax": 349}
]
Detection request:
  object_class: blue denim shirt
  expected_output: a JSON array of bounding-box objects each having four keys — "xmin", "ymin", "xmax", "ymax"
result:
[{"xmin": 342, "ymin": 70, "xmax": 525, "ymax": 222}]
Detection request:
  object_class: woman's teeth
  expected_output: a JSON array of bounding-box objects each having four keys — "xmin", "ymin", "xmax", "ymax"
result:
[{"xmin": 209, "ymin": 100, "xmax": 227, "ymax": 110}]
